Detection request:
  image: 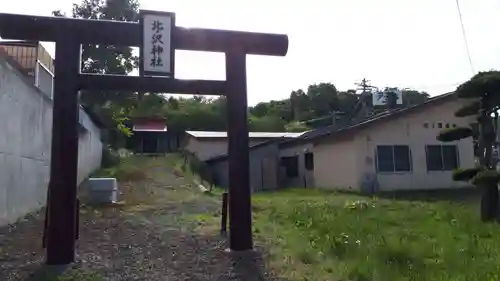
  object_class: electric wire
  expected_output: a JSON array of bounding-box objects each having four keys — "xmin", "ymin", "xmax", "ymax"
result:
[{"xmin": 455, "ymin": 0, "xmax": 475, "ymax": 75}]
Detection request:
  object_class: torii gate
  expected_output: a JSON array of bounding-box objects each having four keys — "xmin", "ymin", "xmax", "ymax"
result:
[{"xmin": 0, "ymin": 11, "xmax": 288, "ymax": 265}]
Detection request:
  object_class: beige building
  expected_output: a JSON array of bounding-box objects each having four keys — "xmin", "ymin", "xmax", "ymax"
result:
[
  {"xmin": 279, "ymin": 93, "xmax": 475, "ymax": 191},
  {"xmin": 183, "ymin": 131, "xmax": 305, "ymax": 161}
]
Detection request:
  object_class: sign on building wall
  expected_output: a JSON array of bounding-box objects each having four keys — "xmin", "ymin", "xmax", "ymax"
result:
[{"xmin": 140, "ymin": 10, "xmax": 175, "ymax": 77}]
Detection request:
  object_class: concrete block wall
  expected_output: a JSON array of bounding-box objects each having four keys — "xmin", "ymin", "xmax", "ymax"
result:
[{"xmin": 0, "ymin": 55, "xmax": 103, "ymax": 226}]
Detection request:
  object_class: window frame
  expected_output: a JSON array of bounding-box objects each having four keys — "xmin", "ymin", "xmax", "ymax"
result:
[
  {"xmin": 375, "ymin": 145, "xmax": 412, "ymax": 174},
  {"xmin": 304, "ymin": 152, "xmax": 314, "ymax": 171},
  {"xmin": 425, "ymin": 144, "xmax": 459, "ymax": 171}
]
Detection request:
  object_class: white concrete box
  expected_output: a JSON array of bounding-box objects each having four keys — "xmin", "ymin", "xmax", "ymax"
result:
[{"xmin": 87, "ymin": 178, "xmax": 118, "ymax": 204}]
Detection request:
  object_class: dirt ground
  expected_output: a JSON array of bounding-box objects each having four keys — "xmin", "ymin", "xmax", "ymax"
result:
[{"xmin": 0, "ymin": 157, "xmax": 278, "ymax": 281}]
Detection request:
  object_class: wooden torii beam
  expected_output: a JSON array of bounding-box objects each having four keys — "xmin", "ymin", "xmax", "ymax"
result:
[
  {"xmin": 0, "ymin": 12, "xmax": 288, "ymax": 265},
  {"xmin": 0, "ymin": 14, "xmax": 288, "ymax": 55}
]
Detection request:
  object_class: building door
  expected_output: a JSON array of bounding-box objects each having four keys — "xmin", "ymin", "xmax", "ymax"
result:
[
  {"xmin": 279, "ymin": 156, "xmax": 299, "ymax": 187},
  {"xmin": 142, "ymin": 134, "xmax": 158, "ymax": 154},
  {"xmin": 261, "ymin": 157, "xmax": 278, "ymax": 191}
]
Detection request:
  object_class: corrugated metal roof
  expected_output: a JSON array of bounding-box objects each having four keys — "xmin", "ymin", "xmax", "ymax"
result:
[
  {"xmin": 280, "ymin": 92, "xmax": 457, "ymax": 148},
  {"xmin": 185, "ymin": 131, "xmax": 306, "ymax": 139}
]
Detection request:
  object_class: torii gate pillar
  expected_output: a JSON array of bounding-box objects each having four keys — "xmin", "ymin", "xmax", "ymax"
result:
[{"xmin": 0, "ymin": 11, "xmax": 288, "ymax": 265}]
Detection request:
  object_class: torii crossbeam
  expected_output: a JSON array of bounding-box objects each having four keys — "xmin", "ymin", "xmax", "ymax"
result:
[{"xmin": 0, "ymin": 11, "xmax": 288, "ymax": 265}]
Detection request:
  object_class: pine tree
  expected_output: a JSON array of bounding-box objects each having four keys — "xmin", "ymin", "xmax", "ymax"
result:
[{"xmin": 437, "ymin": 71, "xmax": 500, "ymax": 221}]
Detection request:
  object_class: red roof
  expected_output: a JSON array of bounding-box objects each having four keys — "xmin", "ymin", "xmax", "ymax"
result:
[{"xmin": 132, "ymin": 120, "xmax": 167, "ymax": 132}]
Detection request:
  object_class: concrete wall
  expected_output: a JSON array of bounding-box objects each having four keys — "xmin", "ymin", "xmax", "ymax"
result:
[
  {"xmin": 278, "ymin": 96, "xmax": 475, "ymax": 192},
  {"xmin": 353, "ymin": 97, "xmax": 474, "ymax": 191},
  {"xmin": 209, "ymin": 142, "xmax": 280, "ymax": 192},
  {"xmin": 0, "ymin": 55, "xmax": 103, "ymax": 226},
  {"xmin": 313, "ymin": 136, "xmax": 358, "ymax": 191},
  {"xmin": 278, "ymin": 143, "xmax": 314, "ymax": 188}
]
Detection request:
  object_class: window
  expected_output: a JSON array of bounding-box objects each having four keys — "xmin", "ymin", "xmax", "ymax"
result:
[
  {"xmin": 437, "ymin": 122, "xmax": 443, "ymax": 128},
  {"xmin": 423, "ymin": 123, "xmax": 429, "ymax": 128},
  {"xmin": 426, "ymin": 145, "xmax": 459, "ymax": 171},
  {"xmin": 304, "ymin": 152, "xmax": 314, "ymax": 171},
  {"xmin": 280, "ymin": 156, "xmax": 299, "ymax": 177},
  {"xmin": 376, "ymin": 145, "xmax": 412, "ymax": 173}
]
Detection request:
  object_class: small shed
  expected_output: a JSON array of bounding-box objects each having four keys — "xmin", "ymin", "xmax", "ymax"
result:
[
  {"xmin": 206, "ymin": 139, "xmax": 282, "ymax": 192},
  {"xmin": 183, "ymin": 130, "xmax": 306, "ymax": 161},
  {"xmin": 128, "ymin": 117, "xmax": 180, "ymax": 154}
]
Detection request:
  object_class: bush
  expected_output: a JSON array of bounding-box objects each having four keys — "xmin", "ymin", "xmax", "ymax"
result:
[
  {"xmin": 471, "ymin": 169, "xmax": 500, "ymax": 186},
  {"xmin": 93, "ymin": 163, "xmax": 146, "ymax": 182},
  {"xmin": 101, "ymin": 145, "xmax": 121, "ymax": 168},
  {"xmin": 457, "ymin": 71, "xmax": 500, "ymax": 99},
  {"xmin": 452, "ymin": 167, "xmax": 482, "ymax": 182},
  {"xmin": 113, "ymin": 165, "xmax": 146, "ymax": 182}
]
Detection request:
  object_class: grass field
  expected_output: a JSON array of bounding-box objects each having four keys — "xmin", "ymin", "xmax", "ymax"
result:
[
  {"xmin": 85, "ymin": 155, "xmax": 500, "ymax": 280},
  {"xmin": 244, "ymin": 188, "xmax": 500, "ymax": 281}
]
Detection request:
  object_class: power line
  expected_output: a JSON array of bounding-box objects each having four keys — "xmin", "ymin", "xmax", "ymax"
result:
[{"xmin": 455, "ymin": 0, "xmax": 475, "ymax": 75}]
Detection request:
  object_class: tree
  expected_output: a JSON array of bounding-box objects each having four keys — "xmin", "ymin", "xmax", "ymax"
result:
[
  {"xmin": 384, "ymin": 89, "xmax": 399, "ymax": 110},
  {"xmin": 437, "ymin": 71, "xmax": 500, "ymax": 221},
  {"xmin": 53, "ymin": 0, "xmax": 141, "ymax": 148},
  {"xmin": 290, "ymin": 89, "xmax": 311, "ymax": 121},
  {"xmin": 402, "ymin": 89, "xmax": 430, "ymax": 106},
  {"xmin": 284, "ymin": 121, "xmax": 311, "ymax": 132},
  {"xmin": 337, "ymin": 90, "xmax": 358, "ymax": 114},
  {"xmin": 245, "ymin": 83, "xmax": 429, "ymax": 132},
  {"xmin": 306, "ymin": 83, "xmax": 339, "ymax": 117},
  {"xmin": 130, "ymin": 93, "xmax": 166, "ymax": 118},
  {"xmin": 250, "ymin": 102, "xmax": 270, "ymax": 118},
  {"xmin": 248, "ymin": 115, "xmax": 286, "ymax": 132},
  {"xmin": 160, "ymin": 96, "xmax": 227, "ymax": 132}
]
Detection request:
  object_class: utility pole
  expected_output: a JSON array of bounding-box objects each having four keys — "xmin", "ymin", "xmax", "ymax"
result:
[
  {"xmin": 353, "ymin": 78, "xmax": 377, "ymax": 120},
  {"xmin": 355, "ymin": 78, "xmax": 376, "ymax": 94}
]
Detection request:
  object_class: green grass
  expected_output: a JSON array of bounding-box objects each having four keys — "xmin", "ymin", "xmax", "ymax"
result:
[
  {"xmin": 92, "ymin": 156, "xmax": 148, "ymax": 182},
  {"xmin": 250, "ymin": 188, "xmax": 500, "ymax": 281}
]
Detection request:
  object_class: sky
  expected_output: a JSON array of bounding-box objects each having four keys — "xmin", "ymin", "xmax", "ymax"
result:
[{"xmin": 2, "ymin": 0, "xmax": 500, "ymax": 105}]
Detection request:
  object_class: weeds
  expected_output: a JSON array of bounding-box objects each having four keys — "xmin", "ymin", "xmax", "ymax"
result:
[
  {"xmin": 92, "ymin": 157, "xmax": 146, "ymax": 182},
  {"xmin": 249, "ymin": 188, "xmax": 500, "ymax": 281}
]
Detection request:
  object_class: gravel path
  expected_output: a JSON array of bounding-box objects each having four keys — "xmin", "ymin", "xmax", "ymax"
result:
[{"xmin": 0, "ymin": 157, "xmax": 279, "ymax": 281}]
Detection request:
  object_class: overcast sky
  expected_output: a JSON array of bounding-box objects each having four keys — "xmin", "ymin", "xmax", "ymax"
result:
[{"xmin": 2, "ymin": 0, "xmax": 499, "ymax": 104}]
